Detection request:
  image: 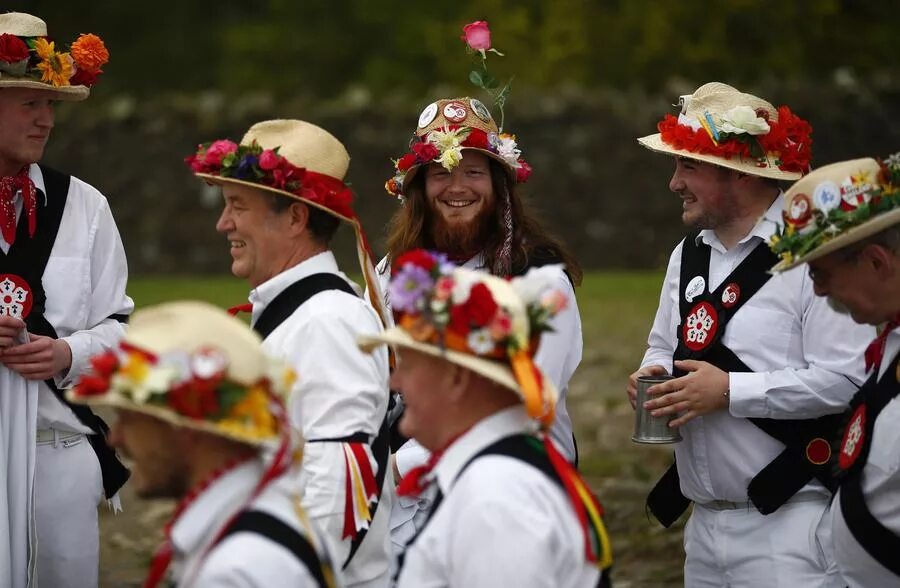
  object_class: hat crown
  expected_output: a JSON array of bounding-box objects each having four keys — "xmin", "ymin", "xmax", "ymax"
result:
[
  {"xmin": 682, "ymin": 81, "xmax": 778, "ymax": 122},
  {"xmin": 241, "ymin": 119, "xmax": 350, "ymax": 181},
  {"xmin": 415, "ymin": 97, "xmax": 499, "ymax": 137},
  {"xmin": 125, "ymin": 301, "xmax": 268, "ymax": 386},
  {"xmin": 0, "ymin": 12, "xmax": 48, "ymax": 37}
]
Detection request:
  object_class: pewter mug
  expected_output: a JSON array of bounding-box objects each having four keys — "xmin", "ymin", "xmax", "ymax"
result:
[{"xmin": 632, "ymin": 374, "xmax": 682, "ymax": 444}]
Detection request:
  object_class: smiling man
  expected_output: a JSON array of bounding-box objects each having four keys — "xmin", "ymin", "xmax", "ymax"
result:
[
  {"xmin": 0, "ymin": 12, "xmax": 132, "ymax": 588},
  {"xmin": 628, "ymin": 82, "xmax": 873, "ymax": 587},
  {"xmin": 768, "ymin": 154, "xmax": 900, "ymax": 587},
  {"xmin": 378, "ymin": 97, "xmax": 585, "ymax": 560},
  {"xmin": 188, "ymin": 119, "xmax": 393, "ymax": 588}
]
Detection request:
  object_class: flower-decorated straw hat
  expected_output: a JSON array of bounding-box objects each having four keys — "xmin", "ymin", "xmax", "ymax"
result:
[
  {"xmin": 769, "ymin": 153, "xmax": 900, "ymax": 272},
  {"xmin": 0, "ymin": 12, "xmax": 110, "ymax": 100},
  {"xmin": 358, "ymin": 249, "xmax": 566, "ymax": 427},
  {"xmin": 68, "ymin": 301, "xmax": 296, "ymax": 447},
  {"xmin": 187, "ymin": 119, "xmax": 388, "ymax": 327},
  {"xmin": 638, "ymin": 82, "xmax": 812, "ymax": 181},
  {"xmin": 384, "ymin": 97, "xmax": 532, "ymax": 199}
]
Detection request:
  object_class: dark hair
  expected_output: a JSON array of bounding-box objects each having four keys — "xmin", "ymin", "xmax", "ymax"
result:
[
  {"xmin": 383, "ymin": 158, "xmax": 583, "ymax": 285},
  {"xmin": 266, "ymin": 194, "xmax": 341, "ymax": 245}
]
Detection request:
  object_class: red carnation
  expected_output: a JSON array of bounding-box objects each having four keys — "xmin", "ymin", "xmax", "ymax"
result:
[
  {"xmin": 167, "ymin": 382, "xmax": 219, "ymax": 420},
  {"xmin": 515, "ymin": 160, "xmax": 533, "ymax": 183},
  {"xmin": 464, "ymin": 129, "xmax": 490, "ymax": 150},
  {"xmin": 397, "ymin": 153, "xmax": 418, "ymax": 172},
  {"xmin": 74, "ymin": 374, "xmax": 110, "ymax": 397},
  {"xmin": 393, "ymin": 249, "xmax": 437, "ymax": 272},
  {"xmin": 0, "ymin": 33, "xmax": 29, "ymax": 64},
  {"xmin": 450, "ymin": 283, "xmax": 499, "ymax": 333},
  {"xmin": 70, "ymin": 67, "xmax": 101, "ymax": 87},
  {"xmin": 89, "ymin": 350, "xmax": 119, "ymax": 377},
  {"xmin": 412, "ymin": 142, "xmax": 440, "ymax": 162}
]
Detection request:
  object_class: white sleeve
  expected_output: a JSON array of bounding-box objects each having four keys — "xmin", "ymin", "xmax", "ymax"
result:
[
  {"xmin": 534, "ymin": 270, "xmax": 582, "ymax": 394},
  {"xmin": 639, "ymin": 242, "xmax": 683, "ymax": 374}
]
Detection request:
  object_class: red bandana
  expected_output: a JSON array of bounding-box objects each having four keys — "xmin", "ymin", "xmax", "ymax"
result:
[
  {"xmin": 864, "ymin": 316, "xmax": 900, "ymax": 374},
  {"xmin": 0, "ymin": 168, "xmax": 37, "ymax": 246},
  {"xmin": 395, "ymin": 431, "xmax": 468, "ymax": 498}
]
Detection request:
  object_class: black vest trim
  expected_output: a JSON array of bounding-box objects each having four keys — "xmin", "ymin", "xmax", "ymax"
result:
[
  {"xmin": 220, "ymin": 509, "xmax": 333, "ymax": 588},
  {"xmin": 837, "ymin": 351, "xmax": 900, "ymax": 576},
  {"xmin": 252, "ymin": 272, "xmax": 356, "ymax": 339},
  {"xmin": 0, "ymin": 165, "xmax": 130, "ymax": 499},
  {"xmin": 647, "ymin": 233, "xmax": 842, "ymax": 527},
  {"xmin": 252, "ymin": 271, "xmax": 390, "ymax": 569}
]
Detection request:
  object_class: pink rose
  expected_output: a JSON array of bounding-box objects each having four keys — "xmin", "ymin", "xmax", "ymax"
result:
[
  {"xmin": 259, "ymin": 149, "xmax": 281, "ymax": 171},
  {"xmin": 461, "ymin": 21, "xmax": 492, "ymax": 51},
  {"xmin": 515, "ymin": 159, "xmax": 532, "ymax": 183},
  {"xmin": 203, "ymin": 140, "xmax": 238, "ymax": 166},
  {"xmin": 435, "ymin": 276, "xmax": 454, "ymax": 302}
]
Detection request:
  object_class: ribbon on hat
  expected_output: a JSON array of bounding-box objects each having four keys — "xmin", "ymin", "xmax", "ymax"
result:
[
  {"xmin": 510, "ymin": 350, "xmax": 554, "ymax": 428},
  {"xmin": 0, "ymin": 167, "xmax": 37, "ymax": 246},
  {"xmin": 864, "ymin": 315, "xmax": 900, "ymax": 374}
]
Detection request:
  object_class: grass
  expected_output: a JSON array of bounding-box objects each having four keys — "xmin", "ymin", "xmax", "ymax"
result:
[{"xmin": 105, "ymin": 271, "xmax": 685, "ymax": 587}]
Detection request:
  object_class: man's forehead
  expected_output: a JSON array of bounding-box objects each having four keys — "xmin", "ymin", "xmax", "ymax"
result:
[
  {"xmin": 222, "ymin": 183, "xmax": 267, "ymax": 201},
  {"xmin": 0, "ymin": 87, "xmax": 55, "ymax": 102}
]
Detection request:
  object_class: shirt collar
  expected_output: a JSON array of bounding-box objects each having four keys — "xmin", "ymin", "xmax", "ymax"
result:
[
  {"xmin": 249, "ymin": 250, "xmax": 349, "ymax": 320},
  {"xmin": 433, "ymin": 405, "xmax": 538, "ymax": 493},
  {"xmin": 696, "ymin": 192, "xmax": 785, "ymax": 251},
  {"xmin": 169, "ymin": 460, "xmax": 263, "ymax": 558}
]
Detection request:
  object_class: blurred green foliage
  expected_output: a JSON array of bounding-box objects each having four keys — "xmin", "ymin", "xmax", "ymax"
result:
[{"xmin": 7, "ymin": 0, "xmax": 896, "ymax": 98}]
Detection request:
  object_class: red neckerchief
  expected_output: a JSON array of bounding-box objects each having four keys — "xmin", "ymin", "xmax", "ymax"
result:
[
  {"xmin": 227, "ymin": 302, "xmax": 253, "ymax": 316},
  {"xmin": 864, "ymin": 315, "xmax": 900, "ymax": 374},
  {"xmin": 142, "ymin": 457, "xmax": 252, "ymax": 588},
  {"xmin": 395, "ymin": 431, "xmax": 468, "ymax": 498},
  {"xmin": 0, "ymin": 167, "xmax": 37, "ymax": 246}
]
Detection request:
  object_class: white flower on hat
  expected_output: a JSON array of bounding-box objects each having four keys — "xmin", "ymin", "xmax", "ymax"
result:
[
  {"xmin": 451, "ymin": 271, "xmax": 478, "ymax": 304},
  {"xmin": 718, "ymin": 106, "xmax": 771, "ymax": 136},
  {"xmin": 467, "ymin": 328, "xmax": 495, "ymax": 355},
  {"xmin": 438, "ymin": 147, "xmax": 464, "ymax": 170},
  {"xmin": 496, "ymin": 133, "xmax": 522, "ymax": 167},
  {"xmin": 511, "ymin": 264, "xmax": 564, "ymax": 304}
]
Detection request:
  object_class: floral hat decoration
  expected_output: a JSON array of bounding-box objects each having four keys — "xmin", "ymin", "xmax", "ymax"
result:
[
  {"xmin": 638, "ymin": 82, "xmax": 812, "ymax": 181},
  {"xmin": 769, "ymin": 153, "xmax": 900, "ymax": 272},
  {"xmin": 0, "ymin": 12, "xmax": 109, "ymax": 100},
  {"xmin": 186, "ymin": 119, "xmax": 389, "ymax": 328},
  {"xmin": 358, "ymin": 249, "xmax": 567, "ymax": 427},
  {"xmin": 385, "ymin": 21, "xmax": 531, "ymax": 200},
  {"xmin": 68, "ymin": 301, "xmax": 296, "ymax": 447}
]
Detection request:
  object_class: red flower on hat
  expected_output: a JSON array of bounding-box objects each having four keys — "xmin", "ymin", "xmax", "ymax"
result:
[
  {"xmin": 0, "ymin": 34, "xmax": 29, "ymax": 64},
  {"xmin": 258, "ymin": 149, "xmax": 281, "ymax": 171},
  {"xmin": 394, "ymin": 249, "xmax": 438, "ymax": 272},
  {"xmin": 461, "ymin": 21, "xmax": 493, "ymax": 51},
  {"xmin": 463, "ymin": 129, "xmax": 490, "ymax": 150},
  {"xmin": 167, "ymin": 380, "xmax": 220, "ymax": 420},
  {"xmin": 450, "ymin": 282, "xmax": 498, "ymax": 334},
  {"xmin": 515, "ymin": 160, "xmax": 533, "ymax": 182},
  {"xmin": 397, "ymin": 153, "xmax": 418, "ymax": 172},
  {"xmin": 69, "ymin": 68, "xmax": 101, "ymax": 87},
  {"xmin": 412, "ymin": 142, "xmax": 440, "ymax": 162}
]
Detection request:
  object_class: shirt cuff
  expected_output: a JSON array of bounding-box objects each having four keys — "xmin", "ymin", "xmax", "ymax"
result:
[
  {"xmin": 54, "ymin": 334, "xmax": 87, "ymax": 389},
  {"xmin": 727, "ymin": 371, "xmax": 769, "ymax": 417},
  {"xmin": 395, "ymin": 441, "xmax": 431, "ymax": 478}
]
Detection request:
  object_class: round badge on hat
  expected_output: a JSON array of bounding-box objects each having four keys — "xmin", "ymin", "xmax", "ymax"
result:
[
  {"xmin": 0, "ymin": 274, "xmax": 33, "ymax": 320},
  {"xmin": 812, "ymin": 181, "xmax": 841, "ymax": 213},
  {"xmin": 784, "ymin": 193, "xmax": 813, "ymax": 230},
  {"xmin": 838, "ymin": 403, "xmax": 866, "ymax": 471},
  {"xmin": 418, "ymin": 103, "xmax": 438, "ymax": 128},
  {"xmin": 682, "ymin": 301, "xmax": 718, "ymax": 351},
  {"xmin": 685, "ymin": 275, "xmax": 705, "ymax": 303},
  {"xmin": 721, "ymin": 283, "xmax": 741, "ymax": 308},
  {"xmin": 442, "ymin": 101, "xmax": 468, "ymax": 123},
  {"xmin": 470, "ymin": 98, "xmax": 492, "ymax": 122}
]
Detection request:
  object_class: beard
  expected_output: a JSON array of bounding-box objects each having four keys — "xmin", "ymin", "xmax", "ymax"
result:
[{"xmin": 426, "ymin": 204, "xmax": 498, "ymax": 258}]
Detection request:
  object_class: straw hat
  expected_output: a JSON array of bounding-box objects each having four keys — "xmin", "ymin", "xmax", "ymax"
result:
[
  {"xmin": 384, "ymin": 97, "xmax": 533, "ymax": 199},
  {"xmin": 637, "ymin": 82, "xmax": 812, "ymax": 181},
  {"xmin": 769, "ymin": 154, "xmax": 900, "ymax": 271},
  {"xmin": 67, "ymin": 301, "xmax": 295, "ymax": 447},
  {"xmin": 0, "ymin": 12, "xmax": 110, "ymax": 101},
  {"xmin": 187, "ymin": 119, "xmax": 390, "ymax": 328},
  {"xmin": 357, "ymin": 250, "xmax": 564, "ymax": 427}
]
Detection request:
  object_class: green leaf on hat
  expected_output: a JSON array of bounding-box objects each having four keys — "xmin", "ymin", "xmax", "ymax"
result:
[
  {"xmin": 469, "ymin": 70, "xmax": 485, "ymax": 88},
  {"xmin": 482, "ymin": 73, "xmax": 499, "ymax": 90}
]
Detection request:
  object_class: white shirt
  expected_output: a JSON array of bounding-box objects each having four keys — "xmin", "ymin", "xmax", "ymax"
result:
[
  {"xmin": 832, "ymin": 327, "xmax": 900, "ymax": 587},
  {"xmin": 640, "ymin": 195, "xmax": 873, "ymax": 503},
  {"xmin": 251, "ymin": 251, "xmax": 392, "ymax": 585},
  {"xmin": 0, "ymin": 165, "xmax": 134, "ymax": 433},
  {"xmin": 170, "ymin": 461, "xmax": 336, "ymax": 587},
  {"xmin": 396, "ymin": 406, "xmax": 600, "ymax": 588}
]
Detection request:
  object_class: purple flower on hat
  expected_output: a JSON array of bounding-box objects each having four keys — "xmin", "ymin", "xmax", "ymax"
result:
[
  {"xmin": 390, "ymin": 264, "xmax": 435, "ymax": 314},
  {"xmin": 234, "ymin": 154, "xmax": 259, "ymax": 180}
]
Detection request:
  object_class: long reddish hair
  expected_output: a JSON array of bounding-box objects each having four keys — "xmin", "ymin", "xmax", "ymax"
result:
[{"xmin": 383, "ymin": 159, "xmax": 582, "ymax": 285}]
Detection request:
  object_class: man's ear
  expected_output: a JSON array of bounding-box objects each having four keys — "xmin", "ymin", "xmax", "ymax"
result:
[
  {"xmin": 866, "ymin": 243, "xmax": 897, "ymax": 281},
  {"xmin": 445, "ymin": 363, "xmax": 473, "ymax": 405},
  {"xmin": 287, "ymin": 200, "xmax": 310, "ymax": 236}
]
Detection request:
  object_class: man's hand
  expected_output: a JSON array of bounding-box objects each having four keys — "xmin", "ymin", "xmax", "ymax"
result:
[
  {"xmin": 0, "ymin": 334, "xmax": 72, "ymax": 381},
  {"xmin": 644, "ymin": 359, "xmax": 729, "ymax": 427},
  {"xmin": 0, "ymin": 315, "xmax": 26, "ymax": 348},
  {"xmin": 627, "ymin": 364, "xmax": 668, "ymax": 409}
]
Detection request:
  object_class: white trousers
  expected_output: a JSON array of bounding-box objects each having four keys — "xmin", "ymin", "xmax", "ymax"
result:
[
  {"xmin": 34, "ymin": 433, "xmax": 102, "ymax": 588},
  {"xmin": 684, "ymin": 497, "xmax": 843, "ymax": 588}
]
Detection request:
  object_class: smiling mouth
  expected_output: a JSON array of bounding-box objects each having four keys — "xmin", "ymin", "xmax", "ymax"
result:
[
  {"xmin": 229, "ymin": 240, "xmax": 246, "ymax": 249},
  {"xmin": 441, "ymin": 199, "xmax": 476, "ymax": 208}
]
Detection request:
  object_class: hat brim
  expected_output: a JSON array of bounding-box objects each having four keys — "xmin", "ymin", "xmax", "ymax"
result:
[
  {"xmin": 195, "ymin": 174, "xmax": 355, "ymax": 225},
  {"xmin": 358, "ymin": 327, "xmax": 558, "ymax": 405},
  {"xmin": 66, "ymin": 390, "xmax": 278, "ymax": 449},
  {"xmin": 771, "ymin": 207, "xmax": 900, "ymax": 272},
  {"xmin": 0, "ymin": 79, "xmax": 89, "ymax": 101},
  {"xmin": 400, "ymin": 147, "xmax": 517, "ymax": 196},
  {"xmin": 637, "ymin": 133, "xmax": 803, "ymax": 181}
]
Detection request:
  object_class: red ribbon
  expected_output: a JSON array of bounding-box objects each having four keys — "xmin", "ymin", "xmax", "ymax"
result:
[
  {"xmin": 227, "ymin": 302, "xmax": 253, "ymax": 316},
  {"xmin": 864, "ymin": 316, "xmax": 900, "ymax": 374},
  {"xmin": 0, "ymin": 167, "xmax": 37, "ymax": 246}
]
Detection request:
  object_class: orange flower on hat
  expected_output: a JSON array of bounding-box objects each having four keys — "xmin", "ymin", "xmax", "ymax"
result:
[
  {"xmin": 32, "ymin": 38, "xmax": 74, "ymax": 87},
  {"xmin": 70, "ymin": 33, "xmax": 109, "ymax": 73}
]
